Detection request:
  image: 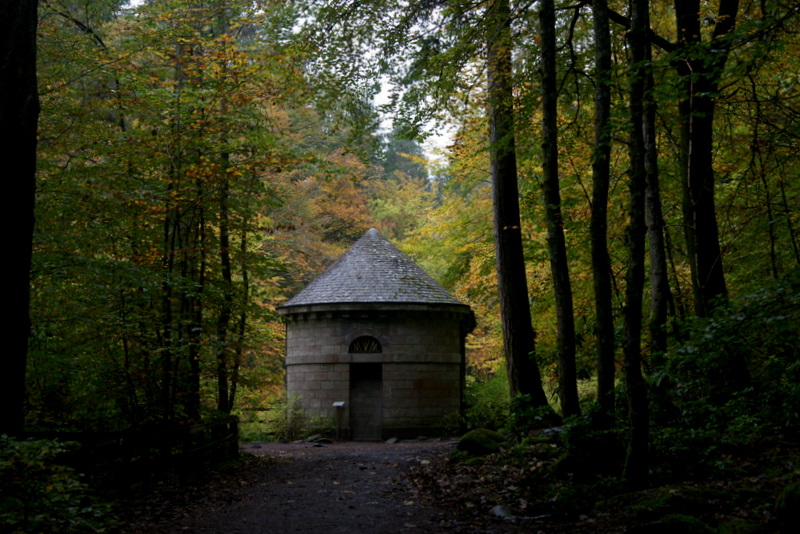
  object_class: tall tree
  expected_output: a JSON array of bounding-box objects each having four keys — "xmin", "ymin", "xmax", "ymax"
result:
[
  {"xmin": 590, "ymin": 0, "xmax": 616, "ymax": 420},
  {"xmin": 538, "ymin": 0, "xmax": 580, "ymax": 417},
  {"xmin": 673, "ymin": 0, "xmax": 738, "ymax": 316},
  {"xmin": 487, "ymin": 0, "xmax": 550, "ymax": 408},
  {"xmin": 213, "ymin": 3, "xmax": 234, "ymax": 416},
  {"xmin": 643, "ymin": 0, "xmax": 670, "ymax": 360},
  {"xmin": 1, "ymin": 0, "xmax": 39, "ymax": 436},
  {"xmin": 622, "ymin": 0, "xmax": 650, "ymax": 488},
  {"xmin": 31, "ymin": 0, "xmax": 299, "ymax": 428}
]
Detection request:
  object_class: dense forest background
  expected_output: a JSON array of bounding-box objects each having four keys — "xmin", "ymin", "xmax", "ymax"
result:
[
  {"xmin": 4, "ymin": 0, "xmax": 800, "ymax": 529},
  {"xmin": 25, "ymin": 0, "xmax": 442, "ymax": 431}
]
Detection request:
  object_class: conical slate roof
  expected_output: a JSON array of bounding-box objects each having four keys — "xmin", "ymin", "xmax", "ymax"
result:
[{"xmin": 279, "ymin": 228, "xmax": 463, "ymax": 309}]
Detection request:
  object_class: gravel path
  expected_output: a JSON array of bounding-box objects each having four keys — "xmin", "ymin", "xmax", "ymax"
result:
[{"xmin": 122, "ymin": 440, "xmax": 520, "ymax": 534}]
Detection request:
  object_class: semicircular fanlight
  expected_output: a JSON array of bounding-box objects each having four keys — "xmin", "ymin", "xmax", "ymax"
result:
[{"xmin": 349, "ymin": 335, "xmax": 382, "ymax": 353}]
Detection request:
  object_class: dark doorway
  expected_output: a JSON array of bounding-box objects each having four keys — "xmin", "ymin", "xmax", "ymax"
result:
[{"xmin": 349, "ymin": 363, "xmax": 382, "ymax": 440}]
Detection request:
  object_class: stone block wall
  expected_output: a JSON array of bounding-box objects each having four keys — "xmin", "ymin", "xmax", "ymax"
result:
[
  {"xmin": 382, "ymin": 362, "xmax": 461, "ymax": 436},
  {"xmin": 285, "ymin": 362, "xmax": 349, "ymax": 413},
  {"xmin": 284, "ymin": 307, "xmax": 468, "ymax": 438}
]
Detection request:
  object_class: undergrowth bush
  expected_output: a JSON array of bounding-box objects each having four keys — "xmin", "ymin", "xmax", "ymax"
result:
[
  {"xmin": 559, "ymin": 406, "xmax": 626, "ymax": 478},
  {"xmin": 650, "ymin": 270, "xmax": 800, "ymax": 478},
  {"xmin": 0, "ymin": 436, "xmax": 114, "ymax": 533},
  {"xmin": 462, "ymin": 370, "xmax": 510, "ymax": 430},
  {"xmin": 238, "ymin": 395, "xmax": 335, "ymax": 442},
  {"xmin": 237, "ymin": 409, "xmax": 275, "ymax": 442}
]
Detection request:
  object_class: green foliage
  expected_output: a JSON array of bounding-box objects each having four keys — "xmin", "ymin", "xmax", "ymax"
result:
[
  {"xmin": 558, "ymin": 408, "xmax": 626, "ymax": 479},
  {"xmin": 505, "ymin": 394, "xmax": 562, "ymax": 437},
  {"xmin": 370, "ymin": 173, "xmax": 435, "ymax": 241},
  {"xmin": 249, "ymin": 396, "xmax": 334, "ymax": 442},
  {"xmin": 31, "ymin": 0, "xmax": 332, "ymax": 430},
  {"xmin": 669, "ymin": 271, "xmax": 800, "ymax": 410},
  {"xmin": 237, "ymin": 411, "xmax": 273, "ymax": 443},
  {"xmin": 462, "ymin": 371, "xmax": 510, "ymax": 431},
  {"xmin": 0, "ymin": 437, "xmax": 114, "ymax": 533},
  {"xmin": 775, "ymin": 481, "xmax": 800, "ymax": 530},
  {"xmin": 650, "ymin": 271, "xmax": 800, "ymax": 478},
  {"xmin": 455, "ymin": 428, "xmax": 506, "ymax": 457}
]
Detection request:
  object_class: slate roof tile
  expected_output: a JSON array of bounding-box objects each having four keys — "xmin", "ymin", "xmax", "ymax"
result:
[{"xmin": 280, "ymin": 228, "xmax": 463, "ymax": 308}]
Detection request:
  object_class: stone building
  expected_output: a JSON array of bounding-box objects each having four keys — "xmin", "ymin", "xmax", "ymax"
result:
[{"xmin": 277, "ymin": 228, "xmax": 475, "ymax": 440}]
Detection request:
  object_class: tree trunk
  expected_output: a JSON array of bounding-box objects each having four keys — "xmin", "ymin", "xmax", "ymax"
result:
[
  {"xmin": 591, "ymin": 0, "xmax": 616, "ymax": 421},
  {"xmin": 748, "ymin": 74, "xmax": 779, "ymax": 280},
  {"xmin": 539, "ymin": 0, "xmax": 580, "ymax": 418},
  {"xmin": 0, "ymin": 0, "xmax": 39, "ymax": 436},
  {"xmin": 215, "ymin": 5, "xmax": 234, "ymax": 414},
  {"xmin": 487, "ymin": 0, "xmax": 550, "ymax": 409},
  {"xmin": 216, "ymin": 162, "xmax": 233, "ymax": 414},
  {"xmin": 674, "ymin": 0, "xmax": 750, "ymax": 390},
  {"xmin": 623, "ymin": 0, "xmax": 650, "ymax": 488},
  {"xmin": 674, "ymin": 0, "xmax": 739, "ymax": 317},
  {"xmin": 160, "ymin": 197, "xmax": 177, "ymax": 420},
  {"xmin": 664, "ymin": 224, "xmax": 688, "ymax": 324},
  {"xmin": 643, "ymin": 0, "xmax": 670, "ymax": 362},
  {"xmin": 228, "ymin": 229, "xmax": 250, "ymax": 411},
  {"xmin": 778, "ymin": 177, "xmax": 800, "ymax": 268},
  {"xmin": 186, "ymin": 182, "xmax": 205, "ymax": 421}
]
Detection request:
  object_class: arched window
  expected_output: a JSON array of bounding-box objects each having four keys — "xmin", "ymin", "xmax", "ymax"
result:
[{"xmin": 349, "ymin": 335, "xmax": 382, "ymax": 353}]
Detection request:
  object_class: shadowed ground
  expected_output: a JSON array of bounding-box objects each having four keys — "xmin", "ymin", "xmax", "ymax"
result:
[{"xmin": 120, "ymin": 440, "xmax": 522, "ymax": 534}]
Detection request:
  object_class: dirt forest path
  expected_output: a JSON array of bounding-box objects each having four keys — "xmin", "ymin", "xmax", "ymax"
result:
[{"xmin": 121, "ymin": 440, "xmax": 521, "ymax": 534}]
